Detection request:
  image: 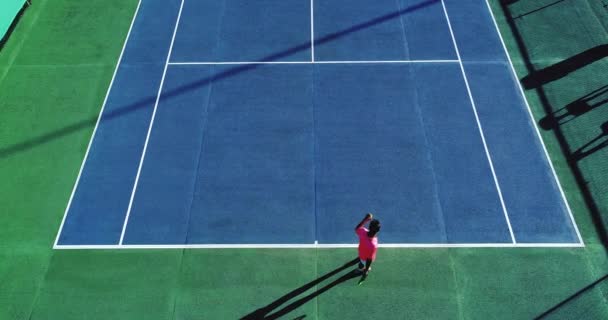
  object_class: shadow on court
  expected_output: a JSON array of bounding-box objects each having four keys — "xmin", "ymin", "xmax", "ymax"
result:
[
  {"xmin": 499, "ymin": 0, "xmax": 608, "ymax": 251},
  {"xmin": 539, "ymin": 85, "xmax": 608, "ymax": 130},
  {"xmin": 533, "ymin": 274, "xmax": 608, "ymax": 319},
  {"xmin": 509, "ymin": 0, "xmax": 571, "ymax": 20},
  {"xmin": 572, "ymin": 121, "xmax": 608, "ymax": 161},
  {"xmin": 499, "ymin": 1, "xmax": 608, "ymax": 316},
  {"xmin": 0, "ymin": 0, "xmax": 438, "ymax": 159},
  {"xmin": 240, "ymin": 258, "xmax": 360, "ymax": 320}
]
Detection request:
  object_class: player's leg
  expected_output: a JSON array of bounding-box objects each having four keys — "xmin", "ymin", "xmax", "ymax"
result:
[{"xmin": 357, "ymin": 259, "xmax": 365, "ymax": 271}]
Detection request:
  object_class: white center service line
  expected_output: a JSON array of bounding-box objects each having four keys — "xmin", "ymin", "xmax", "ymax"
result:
[{"xmin": 311, "ymin": 0, "xmax": 315, "ymax": 62}]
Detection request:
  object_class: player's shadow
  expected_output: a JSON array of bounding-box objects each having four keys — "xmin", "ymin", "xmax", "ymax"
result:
[
  {"xmin": 0, "ymin": 0, "xmax": 439, "ymax": 159},
  {"xmin": 240, "ymin": 258, "xmax": 360, "ymax": 320}
]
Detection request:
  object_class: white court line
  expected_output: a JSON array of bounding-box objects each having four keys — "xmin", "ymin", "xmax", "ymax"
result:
[
  {"xmin": 483, "ymin": 0, "xmax": 584, "ymax": 246},
  {"xmin": 167, "ymin": 60, "xmax": 459, "ymax": 65},
  {"xmin": 54, "ymin": 1, "xmax": 583, "ymax": 250},
  {"xmin": 52, "ymin": 0, "xmax": 143, "ymax": 248},
  {"xmin": 310, "ymin": 0, "xmax": 315, "ymax": 62},
  {"xmin": 118, "ymin": 0, "xmax": 186, "ymax": 245},
  {"xmin": 440, "ymin": 0, "xmax": 516, "ymax": 243},
  {"xmin": 53, "ymin": 242, "xmax": 585, "ymax": 250}
]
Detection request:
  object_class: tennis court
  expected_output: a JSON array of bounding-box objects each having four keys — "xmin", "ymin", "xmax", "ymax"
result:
[
  {"xmin": 4, "ymin": 0, "xmax": 608, "ymax": 319},
  {"xmin": 53, "ymin": 0, "xmax": 581, "ymax": 248}
]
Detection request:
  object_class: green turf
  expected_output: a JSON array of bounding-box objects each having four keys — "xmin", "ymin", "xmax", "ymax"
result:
[{"xmin": 1, "ymin": 0, "xmax": 608, "ymax": 319}]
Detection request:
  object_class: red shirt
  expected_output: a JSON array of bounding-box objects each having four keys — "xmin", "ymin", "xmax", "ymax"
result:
[{"xmin": 356, "ymin": 227, "xmax": 378, "ymax": 261}]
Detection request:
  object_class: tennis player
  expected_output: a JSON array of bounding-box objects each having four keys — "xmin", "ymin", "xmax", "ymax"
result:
[{"xmin": 354, "ymin": 213, "xmax": 380, "ymax": 284}]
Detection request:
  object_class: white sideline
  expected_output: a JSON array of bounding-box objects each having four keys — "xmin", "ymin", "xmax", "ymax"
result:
[
  {"xmin": 440, "ymin": 0, "xmax": 516, "ymax": 243},
  {"xmin": 483, "ymin": 0, "xmax": 584, "ymax": 246},
  {"xmin": 53, "ymin": 0, "xmax": 143, "ymax": 248},
  {"xmin": 119, "ymin": 0, "xmax": 185, "ymax": 245}
]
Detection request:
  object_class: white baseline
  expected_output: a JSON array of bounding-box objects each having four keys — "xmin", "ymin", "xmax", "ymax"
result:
[{"xmin": 54, "ymin": 243, "xmax": 585, "ymax": 250}]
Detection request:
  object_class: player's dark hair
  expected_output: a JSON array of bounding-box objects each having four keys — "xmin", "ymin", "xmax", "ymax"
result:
[{"xmin": 368, "ymin": 219, "xmax": 381, "ymax": 237}]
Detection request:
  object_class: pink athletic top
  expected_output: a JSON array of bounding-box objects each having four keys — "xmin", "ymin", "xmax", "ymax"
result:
[{"xmin": 356, "ymin": 227, "xmax": 378, "ymax": 261}]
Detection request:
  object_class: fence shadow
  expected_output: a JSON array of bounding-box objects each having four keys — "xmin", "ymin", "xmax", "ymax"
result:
[
  {"xmin": 521, "ymin": 44, "xmax": 608, "ymax": 89},
  {"xmin": 539, "ymin": 85, "xmax": 608, "ymax": 130}
]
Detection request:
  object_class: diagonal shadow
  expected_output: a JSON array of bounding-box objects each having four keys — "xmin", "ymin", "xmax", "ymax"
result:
[
  {"xmin": 499, "ymin": 0, "xmax": 608, "ymax": 249},
  {"xmin": 240, "ymin": 258, "xmax": 360, "ymax": 320},
  {"xmin": 572, "ymin": 121, "xmax": 608, "ymax": 161},
  {"xmin": 0, "ymin": 0, "xmax": 439, "ymax": 159},
  {"xmin": 520, "ymin": 44, "xmax": 608, "ymax": 89},
  {"xmin": 533, "ymin": 273, "xmax": 608, "ymax": 319}
]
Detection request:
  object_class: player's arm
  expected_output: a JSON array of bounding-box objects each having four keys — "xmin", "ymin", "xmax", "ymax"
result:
[{"xmin": 355, "ymin": 213, "xmax": 373, "ymax": 231}]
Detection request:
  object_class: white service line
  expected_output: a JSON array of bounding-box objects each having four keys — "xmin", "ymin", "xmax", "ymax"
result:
[
  {"xmin": 53, "ymin": 242, "xmax": 585, "ymax": 250},
  {"xmin": 167, "ymin": 60, "xmax": 459, "ymax": 65},
  {"xmin": 483, "ymin": 0, "xmax": 584, "ymax": 246},
  {"xmin": 53, "ymin": 0, "xmax": 143, "ymax": 248},
  {"xmin": 118, "ymin": 0, "xmax": 186, "ymax": 245},
  {"xmin": 440, "ymin": 0, "xmax": 516, "ymax": 243}
]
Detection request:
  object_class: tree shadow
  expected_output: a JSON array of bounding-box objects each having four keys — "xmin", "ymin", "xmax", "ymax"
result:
[
  {"xmin": 498, "ymin": 0, "xmax": 608, "ymax": 249},
  {"xmin": 0, "ymin": 0, "xmax": 438, "ymax": 159},
  {"xmin": 240, "ymin": 258, "xmax": 360, "ymax": 320}
]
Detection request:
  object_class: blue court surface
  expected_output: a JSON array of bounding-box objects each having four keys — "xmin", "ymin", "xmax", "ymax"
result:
[{"xmin": 54, "ymin": 0, "xmax": 582, "ymax": 248}]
